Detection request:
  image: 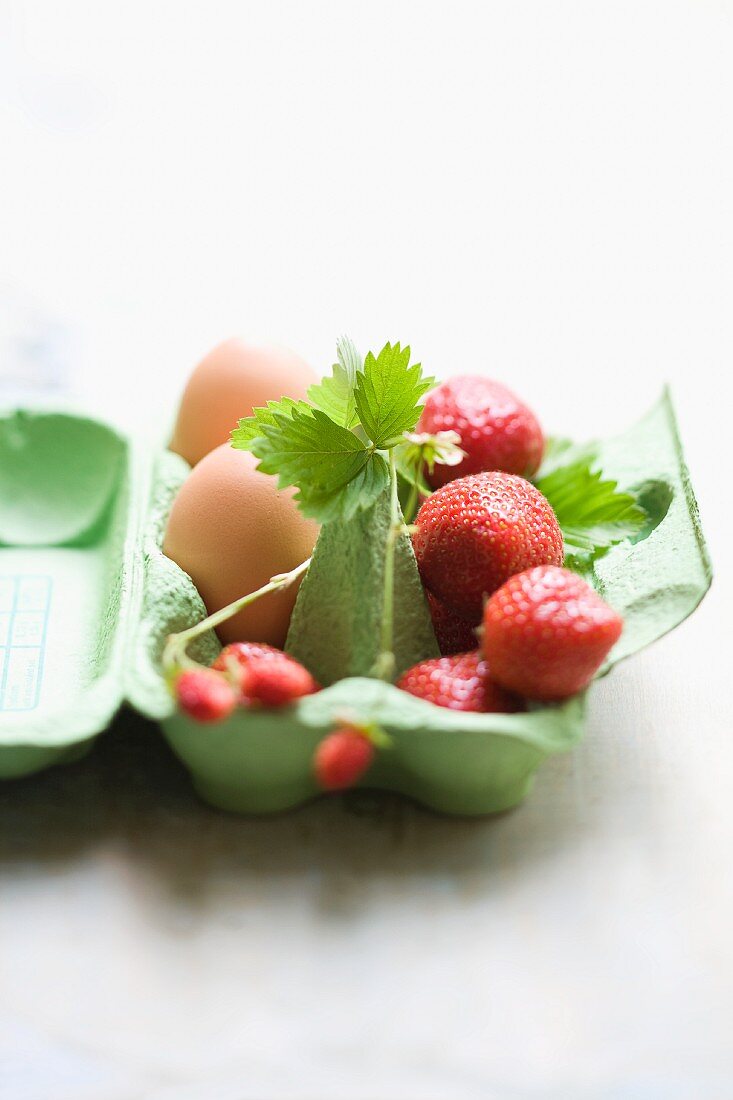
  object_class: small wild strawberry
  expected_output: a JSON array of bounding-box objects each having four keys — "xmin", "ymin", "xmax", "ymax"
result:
[
  {"xmin": 314, "ymin": 729, "xmax": 375, "ymax": 790},
  {"xmin": 175, "ymin": 668, "xmax": 237, "ymax": 723},
  {"xmin": 213, "ymin": 642, "xmax": 319, "ymax": 706},
  {"xmin": 244, "ymin": 656, "xmax": 319, "ymax": 707},
  {"xmin": 212, "ymin": 641, "xmax": 284, "ymax": 670}
]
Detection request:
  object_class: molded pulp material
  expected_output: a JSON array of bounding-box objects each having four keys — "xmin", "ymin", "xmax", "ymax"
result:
[
  {"xmin": 285, "ymin": 489, "xmax": 440, "ymax": 685},
  {"xmin": 588, "ymin": 390, "xmax": 712, "ymax": 665},
  {"xmin": 0, "ymin": 411, "xmax": 142, "ymax": 776}
]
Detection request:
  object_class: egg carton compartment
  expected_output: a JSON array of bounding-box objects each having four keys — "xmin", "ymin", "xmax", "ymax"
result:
[
  {"xmin": 0, "ymin": 392, "xmax": 712, "ymax": 814},
  {"xmin": 0, "ymin": 411, "xmax": 149, "ymax": 776}
]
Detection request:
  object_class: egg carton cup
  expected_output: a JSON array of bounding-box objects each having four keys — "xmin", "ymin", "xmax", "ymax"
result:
[{"xmin": 0, "ymin": 392, "xmax": 712, "ymax": 814}]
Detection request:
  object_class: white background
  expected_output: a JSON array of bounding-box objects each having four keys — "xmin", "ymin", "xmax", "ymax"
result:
[{"xmin": 0, "ymin": 3, "xmax": 732, "ymax": 1098}]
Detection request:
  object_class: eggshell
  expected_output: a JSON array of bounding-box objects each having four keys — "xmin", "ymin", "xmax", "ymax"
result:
[
  {"xmin": 170, "ymin": 338, "xmax": 316, "ymax": 466},
  {"xmin": 163, "ymin": 444, "xmax": 318, "ymax": 647}
]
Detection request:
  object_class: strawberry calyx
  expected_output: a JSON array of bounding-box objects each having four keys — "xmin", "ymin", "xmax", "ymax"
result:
[{"xmin": 333, "ymin": 713, "xmax": 392, "ymax": 750}]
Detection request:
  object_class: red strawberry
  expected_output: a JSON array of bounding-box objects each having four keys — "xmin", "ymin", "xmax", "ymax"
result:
[
  {"xmin": 426, "ymin": 591, "xmax": 478, "ymax": 656},
  {"xmin": 417, "ymin": 376, "xmax": 544, "ymax": 488},
  {"xmin": 212, "ymin": 641, "xmax": 283, "ymax": 670},
  {"xmin": 482, "ymin": 565, "xmax": 623, "ymax": 700},
  {"xmin": 213, "ymin": 642, "xmax": 319, "ymax": 707},
  {"xmin": 412, "ymin": 472, "xmax": 563, "ymax": 622},
  {"xmin": 243, "ymin": 657, "xmax": 319, "ymax": 707},
  {"xmin": 175, "ymin": 668, "xmax": 237, "ymax": 723},
  {"xmin": 314, "ymin": 729, "xmax": 375, "ymax": 790},
  {"xmin": 397, "ymin": 650, "xmax": 523, "ymax": 713}
]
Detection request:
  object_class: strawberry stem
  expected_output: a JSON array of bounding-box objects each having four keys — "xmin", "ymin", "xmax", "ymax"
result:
[
  {"xmin": 372, "ymin": 450, "xmax": 401, "ymax": 681},
  {"xmin": 403, "ymin": 462, "xmax": 421, "ymax": 526},
  {"xmin": 162, "ymin": 557, "xmax": 312, "ymax": 682}
]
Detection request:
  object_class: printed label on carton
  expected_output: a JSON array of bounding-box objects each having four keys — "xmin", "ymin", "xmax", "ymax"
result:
[{"xmin": 0, "ymin": 576, "xmax": 52, "ymax": 712}]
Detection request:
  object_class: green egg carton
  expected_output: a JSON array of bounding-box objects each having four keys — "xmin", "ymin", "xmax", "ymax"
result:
[{"xmin": 0, "ymin": 392, "xmax": 712, "ymax": 814}]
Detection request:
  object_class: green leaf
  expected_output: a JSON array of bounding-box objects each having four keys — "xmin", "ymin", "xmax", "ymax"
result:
[
  {"xmin": 535, "ymin": 459, "xmax": 647, "ymax": 561},
  {"xmin": 231, "ymin": 396, "xmax": 304, "ymax": 446},
  {"xmin": 535, "ymin": 435, "xmax": 600, "ymax": 478},
  {"xmin": 296, "ymin": 453, "xmax": 390, "ymax": 523},
  {"xmin": 237, "ymin": 401, "xmax": 369, "ymax": 488},
  {"xmin": 231, "ymin": 337, "xmax": 434, "ymax": 524},
  {"xmin": 307, "ymin": 335, "xmax": 363, "ymax": 429},
  {"xmin": 355, "ymin": 342, "xmax": 434, "ymax": 448},
  {"xmin": 256, "ymin": 408, "xmax": 369, "ymax": 491}
]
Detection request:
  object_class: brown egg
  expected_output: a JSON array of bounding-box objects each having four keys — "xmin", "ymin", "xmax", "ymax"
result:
[
  {"xmin": 170, "ymin": 338, "xmax": 316, "ymax": 467},
  {"xmin": 163, "ymin": 444, "xmax": 318, "ymax": 647}
]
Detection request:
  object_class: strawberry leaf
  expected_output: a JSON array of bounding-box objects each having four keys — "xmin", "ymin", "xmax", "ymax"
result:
[
  {"xmin": 307, "ymin": 336, "xmax": 363, "ymax": 429},
  {"xmin": 296, "ymin": 453, "xmax": 389, "ymax": 522},
  {"xmin": 536, "ymin": 436, "xmax": 600, "ymax": 478},
  {"xmin": 355, "ymin": 342, "xmax": 434, "ymax": 448},
  {"xmin": 236, "ymin": 398, "xmax": 367, "ymax": 476},
  {"xmin": 535, "ymin": 459, "xmax": 647, "ymax": 562},
  {"xmin": 255, "ymin": 407, "xmax": 369, "ymax": 490},
  {"xmin": 232, "ymin": 398, "xmax": 387, "ymax": 524},
  {"xmin": 231, "ymin": 337, "xmax": 433, "ymax": 524},
  {"xmin": 231, "ymin": 396, "xmax": 304, "ymax": 445}
]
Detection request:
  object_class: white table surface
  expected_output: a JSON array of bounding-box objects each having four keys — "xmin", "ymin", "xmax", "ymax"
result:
[{"xmin": 1, "ymin": 4, "xmax": 731, "ymax": 1098}]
